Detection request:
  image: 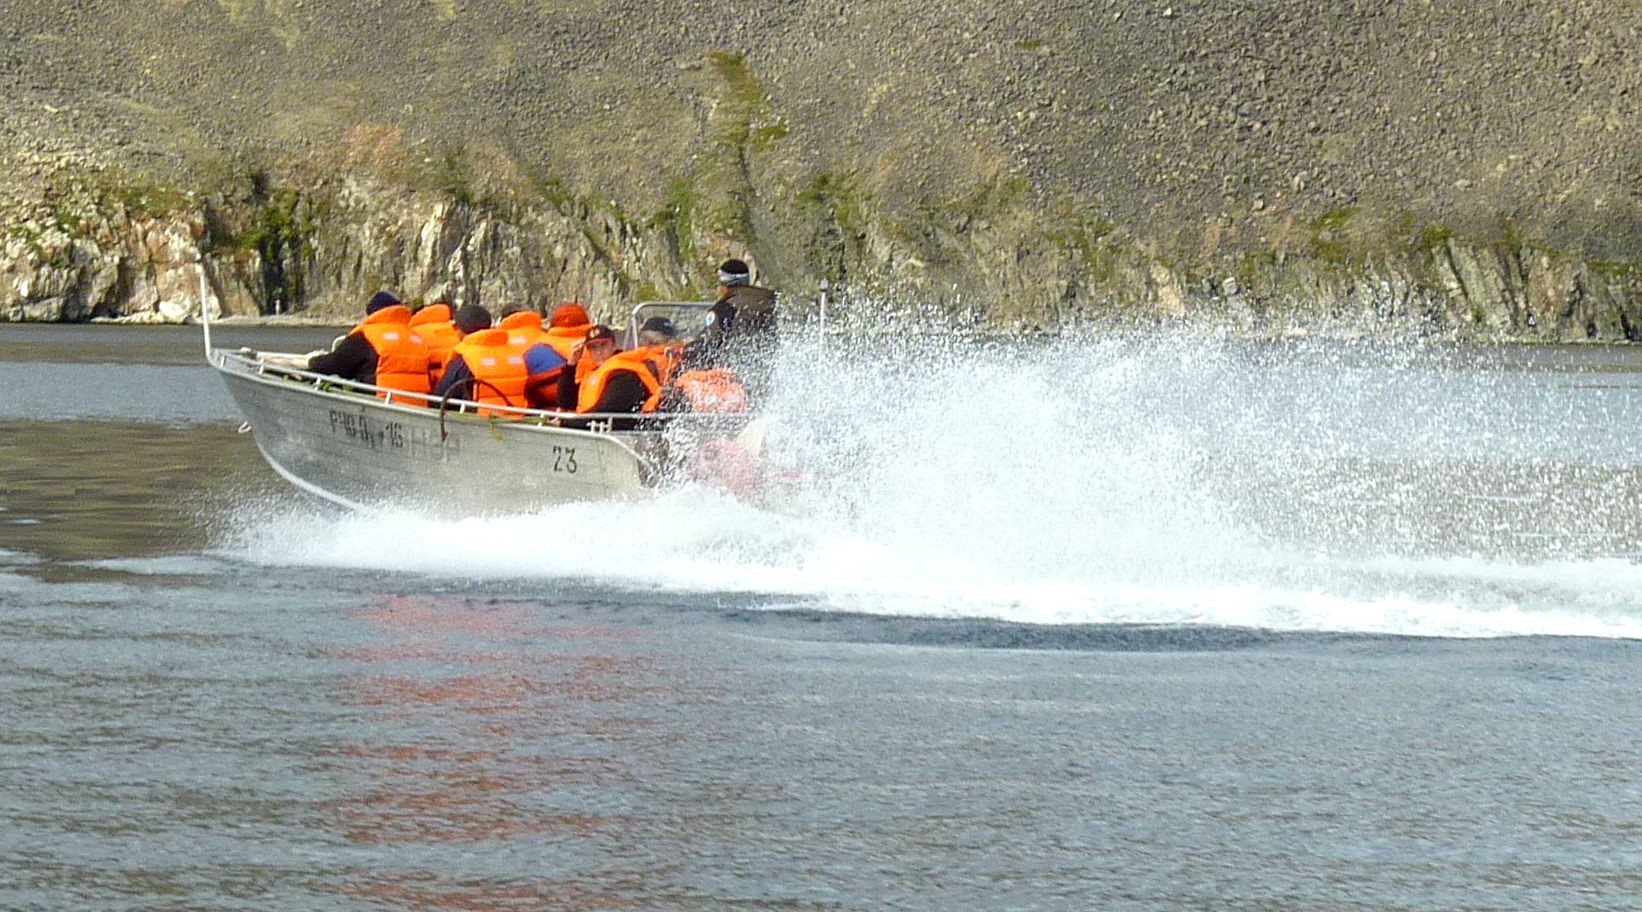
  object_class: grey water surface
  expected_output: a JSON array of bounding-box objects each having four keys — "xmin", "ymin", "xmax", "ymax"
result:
[{"xmin": 3, "ymin": 325, "xmax": 1642, "ymax": 911}]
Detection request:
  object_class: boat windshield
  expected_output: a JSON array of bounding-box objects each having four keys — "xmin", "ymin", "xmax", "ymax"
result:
[{"xmin": 624, "ymin": 301, "xmax": 716, "ymax": 349}]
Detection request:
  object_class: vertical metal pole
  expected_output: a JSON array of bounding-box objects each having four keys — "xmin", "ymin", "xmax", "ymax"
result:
[
  {"xmin": 199, "ymin": 260, "xmax": 213, "ymax": 360},
  {"xmin": 817, "ymin": 279, "xmax": 829, "ymax": 351}
]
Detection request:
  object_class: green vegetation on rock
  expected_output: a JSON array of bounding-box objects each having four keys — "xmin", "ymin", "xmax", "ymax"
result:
[{"xmin": 207, "ymin": 175, "xmax": 319, "ymax": 314}]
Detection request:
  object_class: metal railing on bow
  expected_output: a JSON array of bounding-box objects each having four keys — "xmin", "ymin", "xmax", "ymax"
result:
[{"xmin": 210, "ymin": 347, "xmax": 751, "ymax": 432}]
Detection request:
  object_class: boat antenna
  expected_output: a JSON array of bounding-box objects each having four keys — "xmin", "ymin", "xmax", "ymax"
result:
[
  {"xmin": 817, "ymin": 279, "xmax": 829, "ymax": 351},
  {"xmin": 198, "ymin": 258, "xmax": 213, "ymax": 360}
]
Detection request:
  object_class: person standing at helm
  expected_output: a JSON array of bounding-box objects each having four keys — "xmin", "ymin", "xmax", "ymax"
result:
[
  {"xmin": 711, "ymin": 259, "xmax": 776, "ymax": 338},
  {"xmin": 690, "ymin": 258, "xmax": 777, "ymax": 399},
  {"xmin": 307, "ymin": 291, "xmax": 432, "ymax": 404}
]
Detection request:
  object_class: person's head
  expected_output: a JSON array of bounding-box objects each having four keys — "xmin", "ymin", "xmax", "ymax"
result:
[
  {"xmin": 716, "ymin": 259, "xmax": 751, "ymax": 294},
  {"xmin": 365, "ymin": 290, "xmax": 402, "ymax": 314},
  {"xmin": 637, "ymin": 316, "xmax": 677, "ymax": 347},
  {"xmin": 549, "ymin": 302, "xmax": 591, "ymax": 328},
  {"xmin": 453, "ymin": 305, "xmax": 492, "ymax": 336},
  {"xmin": 583, "ymin": 324, "xmax": 618, "ymax": 365}
]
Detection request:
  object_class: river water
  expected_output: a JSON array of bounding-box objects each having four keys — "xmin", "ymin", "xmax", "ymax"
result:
[{"xmin": 3, "ymin": 323, "xmax": 1642, "ymax": 910}]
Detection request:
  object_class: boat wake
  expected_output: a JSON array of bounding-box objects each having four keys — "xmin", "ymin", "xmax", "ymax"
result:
[{"xmin": 221, "ymin": 330, "xmax": 1642, "ymax": 639}]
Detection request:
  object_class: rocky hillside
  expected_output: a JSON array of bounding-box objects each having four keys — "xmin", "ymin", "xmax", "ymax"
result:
[{"xmin": 3, "ymin": 0, "xmax": 1640, "ymax": 338}]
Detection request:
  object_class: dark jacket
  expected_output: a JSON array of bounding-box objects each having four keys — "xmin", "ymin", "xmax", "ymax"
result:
[
  {"xmin": 432, "ymin": 353, "xmax": 474, "ymax": 400},
  {"xmin": 706, "ymin": 284, "xmax": 777, "ymax": 346},
  {"xmin": 689, "ymin": 283, "xmax": 777, "ymax": 400},
  {"xmin": 556, "ymin": 358, "xmax": 652, "ymax": 430},
  {"xmin": 307, "ymin": 334, "xmax": 378, "ymax": 384}
]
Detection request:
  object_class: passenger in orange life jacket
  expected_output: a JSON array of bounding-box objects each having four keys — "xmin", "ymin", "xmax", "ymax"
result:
[
  {"xmin": 540, "ymin": 303, "xmax": 593, "ymax": 361},
  {"xmin": 307, "ymin": 291, "xmax": 433, "ymax": 403},
  {"xmin": 434, "ymin": 327, "xmax": 528, "ymax": 415},
  {"xmin": 409, "ymin": 299, "xmax": 463, "ymax": 386},
  {"xmin": 523, "ymin": 303, "xmax": 593, "ymax": 408},
  {"xmin": 453, "ymin": 304, "xmax": 494, "ymax": 337},
  {"xmin": 554, "ymin": 321, "xmax": 676, "ymax": 429},
  {"xmin": 487, "ymin": 306, "xmax": 568, "ymax": 410},
  {"xmin": 496, "ymin": 307, "xmax": 544, "ymax": 341},
  {"xmin": 657, "ymin": 341, "xmax": 750, "ymax": 414},
  {"xmin": 428, "ymin": 306, "xmax": 507, "ymax": 399}
]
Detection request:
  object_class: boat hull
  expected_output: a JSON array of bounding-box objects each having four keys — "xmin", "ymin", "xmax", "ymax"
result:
[{"xmin": 214, "ymin": 351, "xmax": 655, "ymax": 514}]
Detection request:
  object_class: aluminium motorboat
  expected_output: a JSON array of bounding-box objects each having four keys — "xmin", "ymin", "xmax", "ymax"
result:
[{"xmin": 205, "ymin": 301, "xmax": 762, "ymax": 515}]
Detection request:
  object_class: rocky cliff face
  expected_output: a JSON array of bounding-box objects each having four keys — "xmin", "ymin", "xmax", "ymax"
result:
[
  {"xmin": 4, "ymin": 159, "xmax": 1638, "ymax": 341},
  {"xmin": 3, "ymin": 1, "xmax": 1640, "ymax": 338},
  {"xmin": 0, "ymin": 151, "xmax": 696, "ymax": 326}
]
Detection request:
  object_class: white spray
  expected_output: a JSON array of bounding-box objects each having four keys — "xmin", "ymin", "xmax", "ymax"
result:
[{"xmin": 224, "ymin": 320, "xmax": 1642, "ymax": 638}]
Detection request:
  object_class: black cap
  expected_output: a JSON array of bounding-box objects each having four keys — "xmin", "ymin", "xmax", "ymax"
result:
[
  {"xmin": 639, "ymin": 316, "xmax": 677, "ymax": 338},
  {"xmin": 585, "ymin": 324, "xmax": 617, "ymax": 344},
  {"xmin": 454, "ymin": 305, "xmax": 492, "ymax": 334},
  {"xmin": 365, "ymin": 291, "xmax": 401, "ymax": 314}
]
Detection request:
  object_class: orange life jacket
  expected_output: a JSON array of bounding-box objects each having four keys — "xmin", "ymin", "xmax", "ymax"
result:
[
  {"xmin": 500, "ymin": 312, "xmax": 582, "ymax": 407},
  {"xmin": 541, "ymin": 323, "xmax": 591, "ymax": 362},
  {"xmin": 577, "ymin": 345, "xmax": 678, "ymax": 414},
  {"xmin": 528, "ymin": 356, "xmax": 596, "ymax": 409},
  {"xmin": 673, "ymin": 368, "xmax": 749, "ymax": 413},
  {"xmin": 409, "ymin": 304, "xmax": 462, "ymax": 386},
  {"xmin": 498, "ymin": 311, "xmax": 545, "ymax": 350},
  {"xmin": 450, "ymin": 328, "xmax": 528, "ymax": 416},
  {"xmin": 353, "ymin": 305, "xmax": 431, "ymax": 404}
]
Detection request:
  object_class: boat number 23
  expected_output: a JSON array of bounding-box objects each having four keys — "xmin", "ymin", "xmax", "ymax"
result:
[{"xmin": 551, "ymin": 445, "xmax": 578, "ymax": 474}]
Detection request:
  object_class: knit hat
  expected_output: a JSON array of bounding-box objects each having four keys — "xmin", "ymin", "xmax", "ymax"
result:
[
  {"xmin": 365, "ymin": 291, "xmax": 402, "ymax": 314},
  {"xmin": 549, "ymin": 302, "xmax": 591, "ymax": 328},
  {"xmin": 453, "ymin": 305, "xmax": 493, "ymax": 334}
]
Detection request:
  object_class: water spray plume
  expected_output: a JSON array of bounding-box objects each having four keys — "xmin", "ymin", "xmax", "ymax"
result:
[{"xmin": 222, "ymin": 308, "xmax": 1642, "ymax": 638}]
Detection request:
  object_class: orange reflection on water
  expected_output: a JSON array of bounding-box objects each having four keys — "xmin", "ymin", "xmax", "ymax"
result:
[
  {"xmin": 361, "ymin": 600, "xmax": 536, "ymax": 636},
  {"xmin": 352, "ymin": 673, "xmax": 541, "ymax": 715},
  {"xmin": 341, "ymin": 872, "xmax": 632, "ymax": 912},
  {"xmin": 342, "ymin": 744, "xmax": 499, "ymax": 765},
  {"xmin": 340, "ymin": 786, "xmax": 612, "ymax": 845},
  {"xmin": 324, "ymin": 593, "xmax": 657, "ymax": 910}
]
